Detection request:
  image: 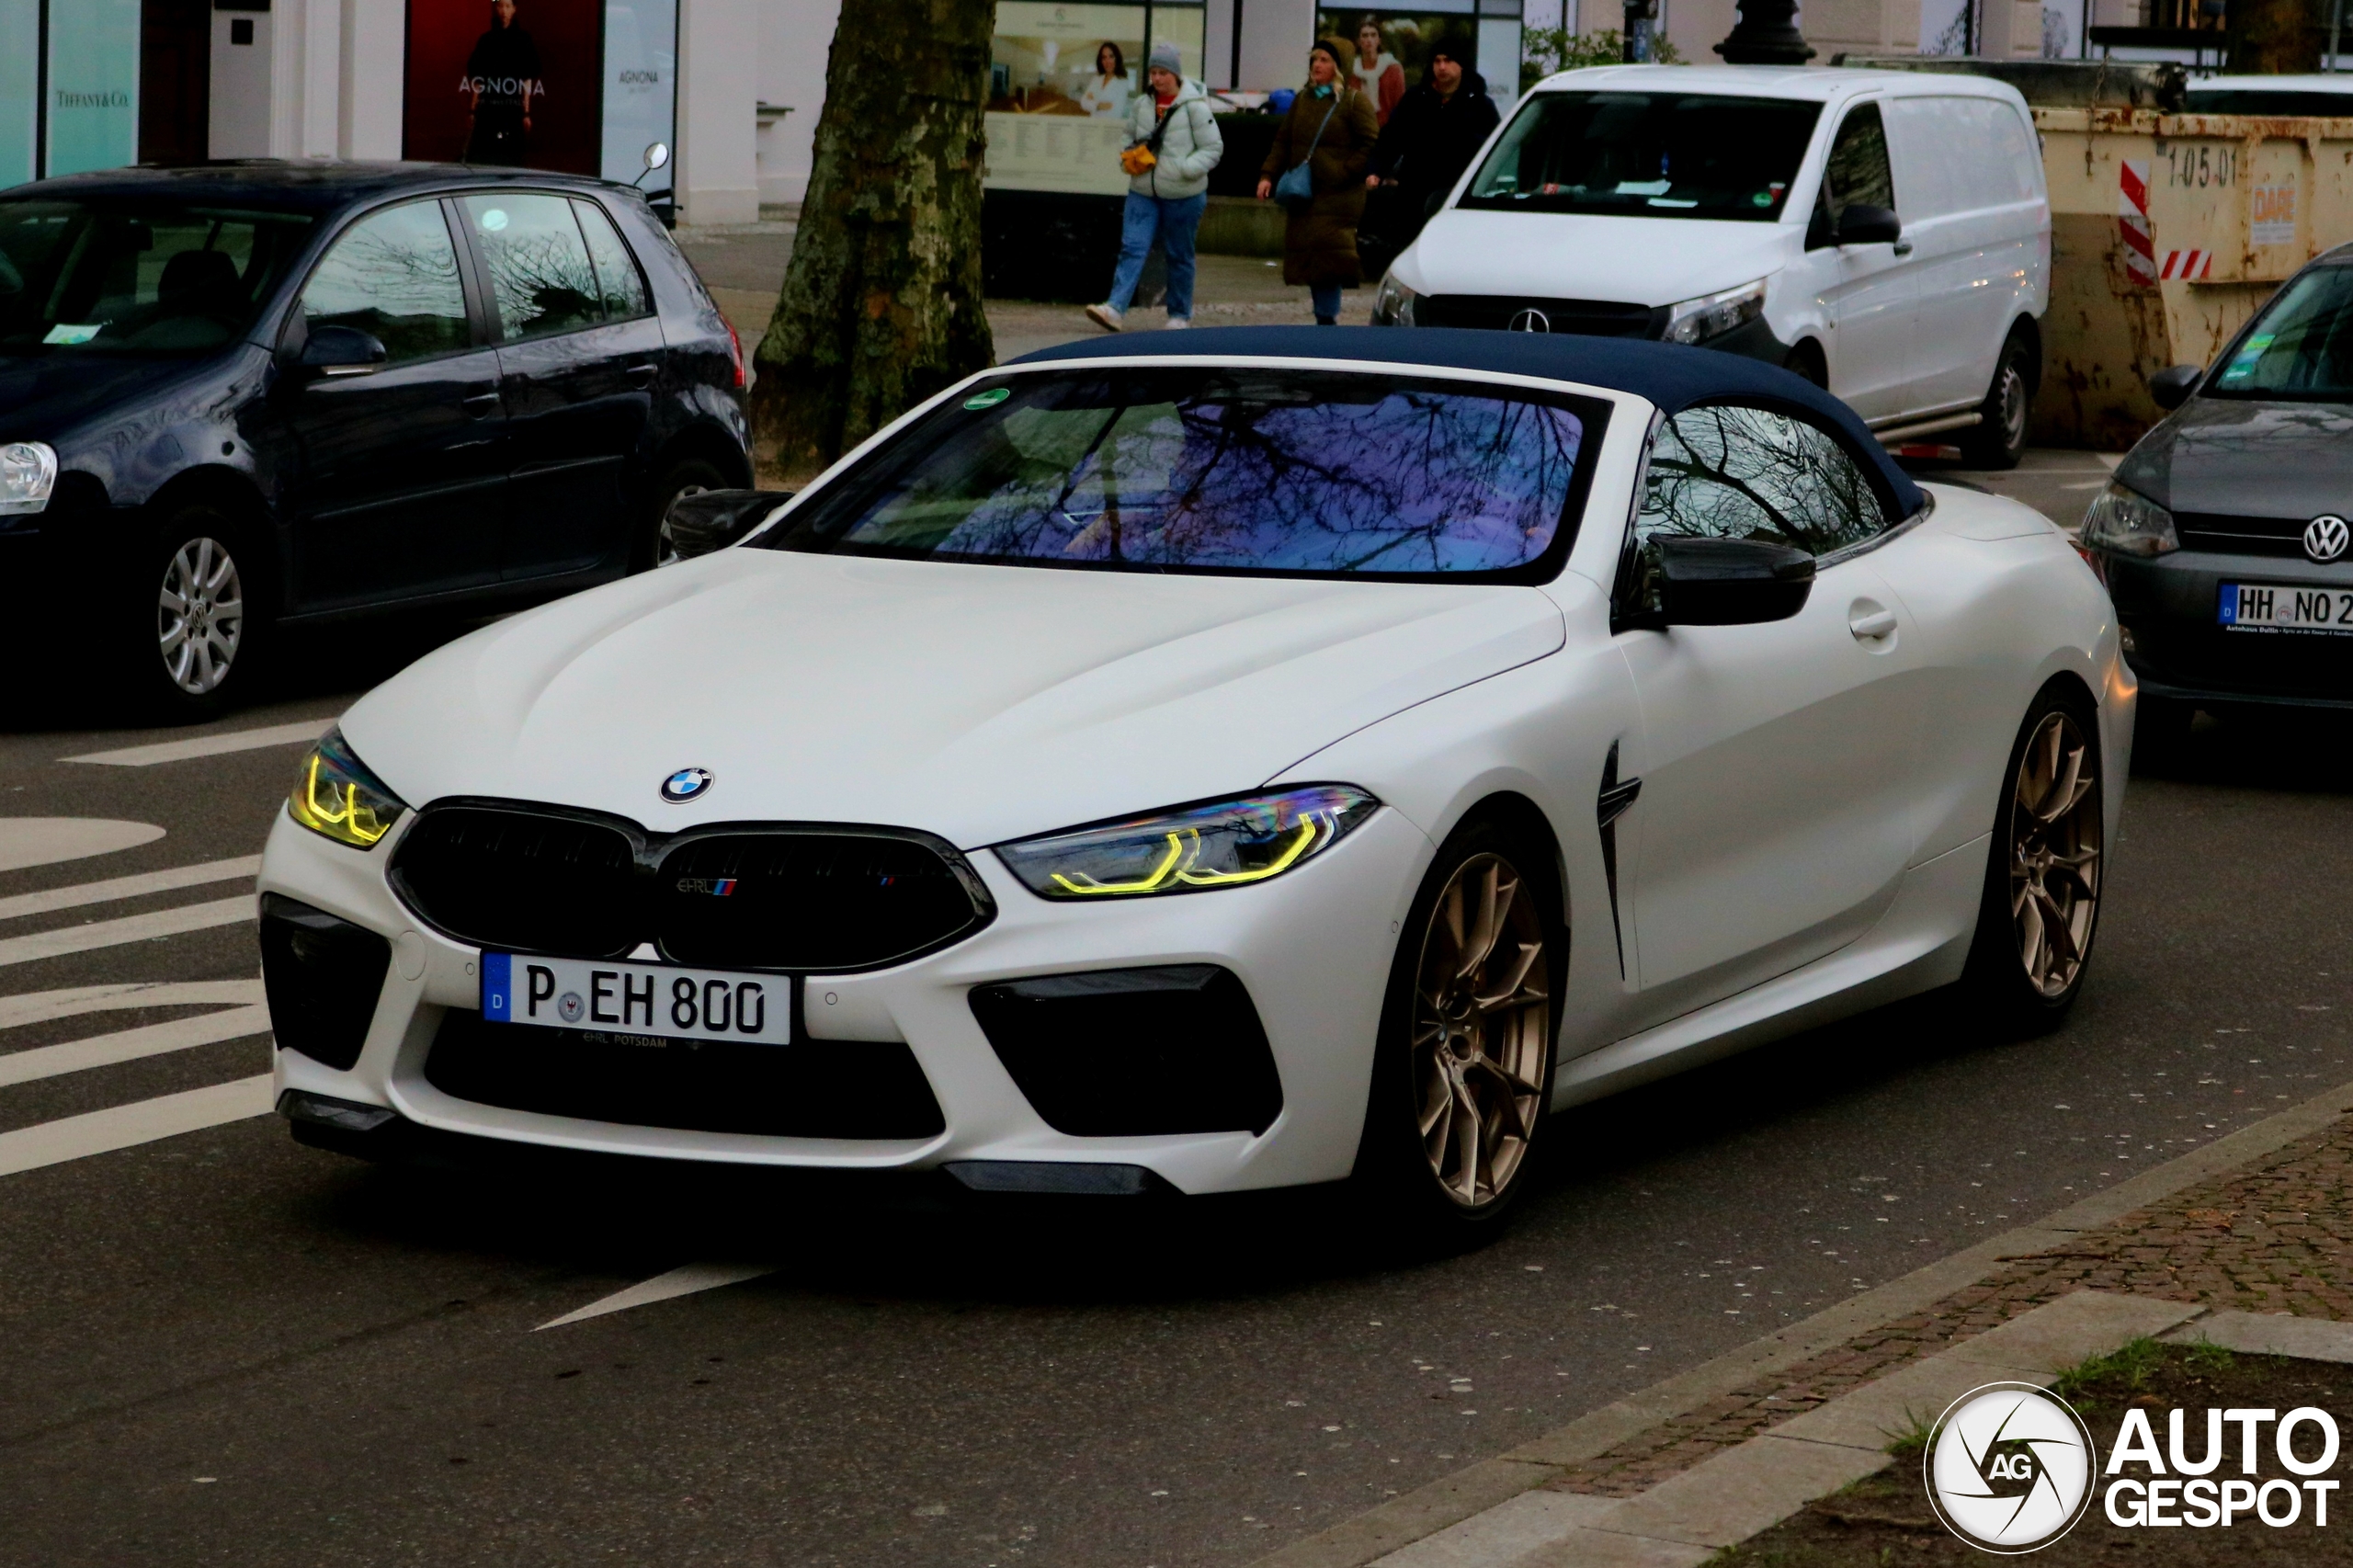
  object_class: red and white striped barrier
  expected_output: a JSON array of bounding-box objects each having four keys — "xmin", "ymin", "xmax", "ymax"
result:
[
  {"xmin": 2159, "ymin": 249, "xmax": 2214, "ymax": 280},
  {"xmin": 2119, "ymin": 158, "xmax": 2157, "ymax": 287}
]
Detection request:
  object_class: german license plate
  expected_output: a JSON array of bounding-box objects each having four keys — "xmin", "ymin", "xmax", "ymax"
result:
[
  {"xmin": 480, "ymin": 952, "xmax": 790, "ymax": 1045},
  {"xmin": 2219, "ymin": 582, "xmax": 2353, "ymax": 635}
]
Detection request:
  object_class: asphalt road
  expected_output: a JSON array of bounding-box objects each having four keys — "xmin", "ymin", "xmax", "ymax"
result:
[{"xmin": 4, "ymin": 483, "xmax": 2345, "ymax": 1568}]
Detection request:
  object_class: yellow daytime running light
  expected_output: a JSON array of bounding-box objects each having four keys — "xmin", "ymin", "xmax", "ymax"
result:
[
  {"xmin": 286, "ymin": 730, "xmax": 407, "ymax": 850},
  {"xmin": 1001, "ymin": 786, "xmax": 1377, "ymax": 901}
]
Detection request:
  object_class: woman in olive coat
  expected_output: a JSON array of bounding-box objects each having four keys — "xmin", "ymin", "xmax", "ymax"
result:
[{"xmin": 1255, "ymin": 40, "xmax": 1380, "ymax": 324}]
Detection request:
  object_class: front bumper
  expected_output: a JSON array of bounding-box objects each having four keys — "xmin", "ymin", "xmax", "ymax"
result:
[
  {"xmin": 257, "ymin": 801, "xmax": 1433, "ymax": 1196},
  {"xmin": 2104, "ymin": 546, "xmax": 2353, "ymax": 710}
]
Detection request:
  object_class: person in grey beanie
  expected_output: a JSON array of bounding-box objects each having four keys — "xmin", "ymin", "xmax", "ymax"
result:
[{"xmin": 1086, "ymin": 40, "xmax": 1223, "ymax": 332}]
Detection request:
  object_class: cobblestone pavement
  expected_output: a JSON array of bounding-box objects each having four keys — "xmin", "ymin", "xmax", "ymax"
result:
[{"xmin": 1546, "ymin": 1107, "xmax": 2353, "ymax": 1501}]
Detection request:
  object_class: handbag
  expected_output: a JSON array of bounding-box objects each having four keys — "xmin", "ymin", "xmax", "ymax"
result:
[
  {"xmin": 1120, "ymin": 96, "xmax": 1185, "ymax": 177},
  {"xmin": 1274, "ymin": 97, "xmax": 1340, "ymax": 212}
]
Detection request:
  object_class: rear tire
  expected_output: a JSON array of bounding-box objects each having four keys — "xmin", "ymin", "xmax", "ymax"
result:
[
  {"xmin": 633, "ymin": 456, "xmax": 731, "ymax": 572},
  {"xmin": 1350, "ymin": 815, "xmax": 1563, "ymax": 1250},
  {"xmin": 1961, "ymin": 330, "xmax": 2034, "ymax": 471},
  {"xmin": 1957, "ymin": 684, "xmax": 2104, "ymax": 1034},
  {"xmin": 116, "ymin": 505, "xmax": 266, "ymax": 723}
]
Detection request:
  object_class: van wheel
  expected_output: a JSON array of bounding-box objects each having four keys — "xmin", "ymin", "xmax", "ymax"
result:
[
  {"xmin": 634, "ymin": 457, "xmax": 731, "ymax": 572},
  {"xmin": 1961, "ymin": 331, "xmax": 2033, "ymax": 471},
  {"xmin": 124, "ymin": 506, "xmax": 266, "ymax": 722}
]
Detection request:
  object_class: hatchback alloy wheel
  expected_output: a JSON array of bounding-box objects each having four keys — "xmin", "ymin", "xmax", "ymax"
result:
[
  {"xmin": 157, "ymin": 536, "xmax": 244, "ymax": 696},
  {"xmin": 2008, "ymin": 710, "xmax": 2101, "ymax": 997},
  {"xmin": 1411, "ymin": 852, "xmax": 1551, "ymax": 1209}
]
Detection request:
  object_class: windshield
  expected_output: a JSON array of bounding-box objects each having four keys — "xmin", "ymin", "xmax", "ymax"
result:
[
  {"xmin": 761, "ymin": 369, "xmax": 1598, "ymax": 581},
  {"xmin": 1460, "ymin": 91, "xmax": 1821, "ymax": 220},
  {"xmin": 2211, "ymin": 265, "xmax": 2353, "ymax": 399},
  {"xmin": 0, "ymin": 198, "xmax": 316, "ymax": 357}
]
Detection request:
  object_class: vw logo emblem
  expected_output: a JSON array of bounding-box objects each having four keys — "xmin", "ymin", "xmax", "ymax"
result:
[
  {"xmin": 2305, "ymin": 514, "xmax": 2350, "ymax": 563},
  {"xmin": 659, "ymin": 767, "xmax": 713, "ymax": 804},
  {"xmin": 1506, "ymin": 309, "xmax": 1551, "ymax": 334}
]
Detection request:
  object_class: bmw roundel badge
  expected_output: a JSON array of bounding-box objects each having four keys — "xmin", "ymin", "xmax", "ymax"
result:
[{"xmin": 660, "ymin": 767, "xmax": 714, "ymax": 804}]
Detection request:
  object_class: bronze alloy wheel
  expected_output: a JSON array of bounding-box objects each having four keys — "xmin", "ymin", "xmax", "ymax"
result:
[
  {"xmin": 2008, "ymin": 710, "xmax": 2102, "ymax": 997},
  {"xmin": 156, "ymin": 536, "xmax": 244, "ymax": 696},
  {"xmin": 1411, "ymin": 852, "xmax": 1551, "ymax": 1208}
]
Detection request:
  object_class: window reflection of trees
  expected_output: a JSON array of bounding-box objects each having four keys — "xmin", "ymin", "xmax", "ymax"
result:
[
  {"xmin": 847, "ymin": 380, "xmax": 1586, "ymax": 575},
  {"xmin": 469, "ymin": 198, "xmax": 603, "ymax": 340},
  {"xmin": 301, "ymin": 206, "xmax": 469, "ymax": 363}
]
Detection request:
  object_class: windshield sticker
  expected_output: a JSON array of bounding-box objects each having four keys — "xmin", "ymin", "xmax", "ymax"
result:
[
  {"xmin": 2221, "ymin": 333, "xmax": 2275, "ymax": 382},
  {"xmin": 41, "ymin": 324, "xmax": 101, "ymax": 346},
  {"xmin": 963, "ymin": 387, "xmax": 1011, "ymax": 410}
]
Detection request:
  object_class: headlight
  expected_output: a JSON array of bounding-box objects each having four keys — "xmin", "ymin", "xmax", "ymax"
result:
[
  {"xmin": 1373, "ymin": 270, "xmax": 1418, "ymax": 327},
  {"xmin": 995, "ymin": 785, "xmax": 1380, "ymax": 900},
  {"xmin": 0, "ymin": 441, "xmax": 56, "ymax": 516},
  {"xmin": 1663, "ymin": 280, "xmax": 1767, "ymax": 346},
  {"xmin": 2079, "ymin": 481, "xmax": 2178, "ymax": 558},
  {"xmin": 287, "ymin": 727, "xmax": 409, "ymax": 850}
]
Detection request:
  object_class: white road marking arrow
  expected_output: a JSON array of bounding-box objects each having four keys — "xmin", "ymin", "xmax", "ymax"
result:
[{"xmin": 535, "ymin": 1262, "xmax": 780, "ymax": 1331}]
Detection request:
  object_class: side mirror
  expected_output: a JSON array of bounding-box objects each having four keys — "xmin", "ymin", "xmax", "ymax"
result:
[
  {"xmin": 643, "ymin": 142, "xmax": 670, "ymax": 174},
  {"xmin": 300, "ymin": 324, "xmax": 387, "ymax": 378},
  {"xmin": 662, "ymin": 487, "xmax": 794, "ymax": 563},
  {"xmin": 2148, "ymin": 363, "xmax": 2202, "ymax": 411},
  {"xmin": 1834, "ymin": 204, "xmax": 1902, "ymax": 247},
  {"xmin": 1657, "ymin": 536, "xmax": 1816, "ymax": 626}
]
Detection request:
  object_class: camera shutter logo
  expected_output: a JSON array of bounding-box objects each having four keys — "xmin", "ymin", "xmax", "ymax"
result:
[
  {"xmin": 2304, "ymin": 514, "xmax": 2349, "ymax": 563},
  {"xmin": 1924, "ymin": 1382, "xmax": 2097, "ymax": 1553},
  {"xmin": 1506, "ymin": 309, "xmax": 1552, "ymax": 334}
]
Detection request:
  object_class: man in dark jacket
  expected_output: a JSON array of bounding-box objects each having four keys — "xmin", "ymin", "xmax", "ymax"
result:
[
  {"xmin": 1361, "ymin": 51, "xmax": 1500, "ymax": 272},
  {"xmin": 463, "ymin": 0, "xmax": 543, "ymax": 165}
]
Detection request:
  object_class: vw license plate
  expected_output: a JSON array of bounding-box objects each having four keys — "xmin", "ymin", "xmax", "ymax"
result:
[
  {"xmin": 481, "ymin": 952, "xmax": 790, "ymax": 1045},
  {"xmin": 2219, "ymin": 582, "xmax": 2353, "ymax": 635}
]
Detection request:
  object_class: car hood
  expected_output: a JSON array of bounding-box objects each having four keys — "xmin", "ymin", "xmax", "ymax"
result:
[
  {"xmin": 2119, "ymin": 396, "xmax": 2353, "ymax": 517},
  {"xmin": 1400, "ymin": 210, "xmax": 1791, "ymax": 307},
  {"xmin": 341, "ymin": 550, "xmax": 1567, "ymax": 849},
  {"xmin": 0, "ymin": 352, "xmax": 223, "ymax": 444}
]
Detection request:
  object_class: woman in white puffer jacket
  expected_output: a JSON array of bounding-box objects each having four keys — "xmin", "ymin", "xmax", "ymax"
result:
[{"xmin": 1085, "ymin": 41, "xmax": 1224, "ymax": 333}]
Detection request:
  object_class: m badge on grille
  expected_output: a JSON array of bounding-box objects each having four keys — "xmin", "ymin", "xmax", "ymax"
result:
[{"xmin": 660, "ymin": 767, "xmax": 714, "ymax": 804}]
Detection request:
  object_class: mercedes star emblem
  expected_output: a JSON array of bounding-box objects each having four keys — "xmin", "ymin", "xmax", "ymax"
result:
[
  {"xmin": 2304, "ymin": 514, "xmax": 2350, "ymax": 563},
  {"xmin": 1506, "ymin": 309, "xmax": 1552, "ymax": 334}
]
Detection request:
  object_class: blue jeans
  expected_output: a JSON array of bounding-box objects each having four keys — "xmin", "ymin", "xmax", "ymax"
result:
[
  {"xmin": 1312, "ymin": 282, "xmax": 1344, "ymax": 323},
  {"xmin": 1108, "ymin": 191, "xmax": 1206, "ymax": 317}
]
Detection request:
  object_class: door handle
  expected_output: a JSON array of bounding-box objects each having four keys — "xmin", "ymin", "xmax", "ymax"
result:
[
  {"xmin": 625, "ymin": 363, "xmax": 656, "ymax": 388},
  {"xmin": 1848, "ymin": 606, "xmax": 1899, "ymax": 641},
  {"xmin": 461, "ymin": 392, "xmax": 502, "ymax": 417}
]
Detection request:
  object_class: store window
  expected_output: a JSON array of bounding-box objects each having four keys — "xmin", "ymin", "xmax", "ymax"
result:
[
  {"xmin": 1313, "ymin": 2, "xmax": 1519, "ymax": 117},
  {"xmin": 404, "ymin": 0, "xmax": 675, "ymax": 181},
  {"xmin": 984, "ymin": 0, "xmax": 1204, "ymax": 197}
]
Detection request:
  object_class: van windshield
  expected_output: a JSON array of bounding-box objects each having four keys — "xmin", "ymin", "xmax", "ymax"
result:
[
  {"xmin": 2209, "ymin": 264, "xmax": 2353, "ymax": 399},
  {"xmin": 1459, "ymin": 91, "xmax": 1821, "ymax": 221},
  {"xmin": 0, "ymin": 198, "xmax": 315, "ymax": 357}
]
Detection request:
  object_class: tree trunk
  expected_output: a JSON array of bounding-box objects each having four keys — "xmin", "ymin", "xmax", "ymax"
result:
[
  {"xmin": 2234, "ymin": 0, "xmax": 2321, "ymax": 72},
  {"xmin": 752, "ymin": 0, "xmax": 997, "ymax": 482}
]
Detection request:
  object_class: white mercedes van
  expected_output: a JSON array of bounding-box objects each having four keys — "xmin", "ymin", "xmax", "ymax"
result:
[{"xmin": 1373, "ymin": 66, "xmax": 2052, "ymax": 468}]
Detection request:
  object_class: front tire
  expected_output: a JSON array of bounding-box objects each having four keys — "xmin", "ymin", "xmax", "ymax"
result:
[
  {"xmin": 120, "ymin": 507, "xmax": 263, "ymax": 722},
  {"xmin": 1353, "ymin": 816, "xmax": 1563, "ymax": 1245},
  {"xmin": 1958, "ymin": 686, "xmax": 2104, "ymax": 1032},
  {"xmin": 1961, "ymin": 330, "xmax": 2034, "ymax": 471}
]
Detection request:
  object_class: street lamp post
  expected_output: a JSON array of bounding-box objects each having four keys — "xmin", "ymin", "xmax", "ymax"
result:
[{"xmin": 1715, "ymin": 0, "xmax": 1816, "ymax": 62}]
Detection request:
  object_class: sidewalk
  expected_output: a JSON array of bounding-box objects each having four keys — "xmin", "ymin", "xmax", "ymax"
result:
[{"xmin": 1256, "ymin": 1077, "xmax": 2353, "ymax": 1566}]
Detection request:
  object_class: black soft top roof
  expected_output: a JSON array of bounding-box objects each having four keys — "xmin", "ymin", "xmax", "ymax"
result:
[
  {"xmin": 1, "ymin": 160, "xmax": 631, "ymax": 217},
  {"xmin": 1016, "ymin": 325, "xmax": 1925, "ymax": 517}
]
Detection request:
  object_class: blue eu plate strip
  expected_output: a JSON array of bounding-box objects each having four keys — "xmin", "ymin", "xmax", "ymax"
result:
[
  {"xmin": 481, "ymin": 951, "xmax": 512, "ymax": 1019},
  {"xmin": 2218, "ymin": 585, "xmax": 2238, "ymax": 625}
]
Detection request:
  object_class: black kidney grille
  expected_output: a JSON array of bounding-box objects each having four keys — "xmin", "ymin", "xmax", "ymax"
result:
[
  {"xmin": 657, "ymin": 833, "xmax": 987, "ymax": 971},
  {"xmin": 392, "ymin": 807, "xmax": 641, "ymax": 957},
  {"xmin": 390, "ymin": 804, "xmax": 991, "ymax": 971}
]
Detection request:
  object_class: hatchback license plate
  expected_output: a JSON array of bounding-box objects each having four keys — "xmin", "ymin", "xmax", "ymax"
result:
[
  {"xmin": 481, "ymin": 952, "xmax": 790, "ymax": 1045},
  {"xmin": 2220, "ymin": 582, "xmax": 2353, "ymax": 635}
]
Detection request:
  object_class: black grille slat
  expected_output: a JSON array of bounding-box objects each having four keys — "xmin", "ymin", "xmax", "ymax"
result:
[
  {"xmin": 2176, "ymin": 512, "xmax": 2319, "ymax": 559},
  {"xmin": 1417, "ymin": 294, "xmax": 1665, "ymax": 337},
  {"xmin": 390, "ymin": 802, "xmax": 992, "ymax": 971}
]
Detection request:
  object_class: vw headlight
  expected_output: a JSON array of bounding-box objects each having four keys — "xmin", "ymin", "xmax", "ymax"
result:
[
  {"xmin": 0, "ymin": 441, "xmax": 56, "ymax": 516},
  {"xmin": 1663, "ymin": 280, "xmax": 1767, "ymax": 346},
  {"xmin": 2079, "ymin": 481, "xmax": 2178, "ymax": 558},
  {"xmin": 1373, "ymin": 270, "xmax": 1419, "ymax": 327},
  {"xmin": 287, "ymin": 727, "xmax": 408, "ymax": 850},
  {"xmin": 995, "ymin": 785, "xmax": 1379, "ymax": 900}
]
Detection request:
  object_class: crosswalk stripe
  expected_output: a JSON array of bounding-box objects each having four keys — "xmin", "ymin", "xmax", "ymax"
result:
[
  {"xmin": 0, "ymin": 896, "xmax": 255, "ymax": 969},
  {"xmin": 0, "ymin": 980, "xmax": 265, "ymax": 1031},
  {"xmin": 0, "ymin": 856, "xmax": 259, "ymax": 924},
  {"xmin": 0, "ymin": 1073, "xmax": 275, "ymax": 1178},
  {"xmin": 62, "ymin": 720, "xmax": 330, "ymax": 767},
  {"xmin": 0, "ymin": 1005, "xmax": 273, "ymax": 1089}
]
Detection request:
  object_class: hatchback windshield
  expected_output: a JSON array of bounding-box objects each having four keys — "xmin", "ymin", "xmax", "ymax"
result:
[
  {"xmin": 2210, "ymin": 265, "xmax": 2353, "ymax": 399},
  {"xmin": 762, "ymin": 369, "xmax": 1597, "ymax": 580},
  {"xmin": 1461, "ymin": 91, "xmax": 1821, "ymax": 221},
  {"xmin": 0, "ymin": 199, "xmax": 316, "ymax": 356}
]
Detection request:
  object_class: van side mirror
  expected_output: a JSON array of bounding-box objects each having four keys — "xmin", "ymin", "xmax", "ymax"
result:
[
  {"xmin": 2148, "ymin": 363, "xmax": 2202, "ymax": 410},
  {"xmin": 1657, "ymin": 536, "xmax": 1816, "ymax": 626},
  {"xmin": 662, "ymin": 487, "xmax": 794, "ymax": 562},
  {"xmin": 1833, "ymin": 204, "xmax": 1902, "ymax": 247},
  {"xmin": 300, "ymin": 324, "xmax": 387, "ymax": 378}
]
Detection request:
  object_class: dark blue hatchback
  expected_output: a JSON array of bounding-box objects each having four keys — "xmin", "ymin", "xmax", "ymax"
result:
[{"xmin": 0, "ymin": 161, "xmax": 752, "ymax": 717}]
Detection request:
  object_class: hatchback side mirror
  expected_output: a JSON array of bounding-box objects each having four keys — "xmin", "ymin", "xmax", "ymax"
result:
[
  {"xmin": 1833, "ymin": 204, "xmax": 1902, "ymax": 247},
  {"xmin": 662, "ymin": 487, "xmax": 794, "ymax": 562},
  {"xmin": 2148, "ymin": 363, "xmax": 2202, "ymax": 410},
  {"xmin": 1657, "ymin": 536, "xmax": 1816, "ymax": 626},
  {"xmin": 301, "ymin": 324, "xmax": 387, "ymax": 378}
]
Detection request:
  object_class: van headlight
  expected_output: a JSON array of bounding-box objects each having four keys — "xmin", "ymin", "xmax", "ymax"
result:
[
  {"xmin": 995, "ymin": 785, "xmax": 1379, "ymax": 899},
  {"xmin": 2079, "ymin": 481, "xmax": 2179, "ymax": 558},
  {"xmin": 287, "ymin": 727, "xmax": 408, "ymax": 850},
  {"xmin": 1373, "ymin": 271, "xmax": 1419, "ymax": 327},
  {"xmin": 1663, "ymin": 280, "xmax": 1767, "ymax": 346},
  {"xmin": 0, "ymin": 441, "xmax": 57, "ymax": 515}
]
